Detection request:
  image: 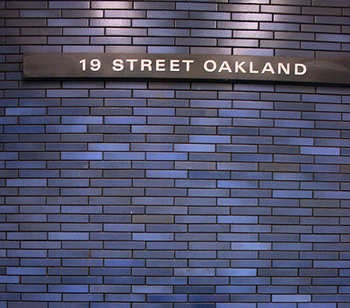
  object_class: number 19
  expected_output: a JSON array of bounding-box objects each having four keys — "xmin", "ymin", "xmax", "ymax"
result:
[{"xmin": 80, "ymin": 59, "xmax": 101, "ymax": 71}]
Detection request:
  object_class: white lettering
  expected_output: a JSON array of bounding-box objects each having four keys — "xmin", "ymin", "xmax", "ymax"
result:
[
  {"xmin": 249, "ymin": 62, "xmax": 259, "ymax": 74},
  {"xmin": 218, "ymin": 61, "xmax": 232, "ymax": 73},
  {"xmin": 141, "ymin": 59, "xmax": 152, "ymax": 71},
  {"xmin": 170, "ymin": 59, "xmax": 180, "ymax": 72},
  {"xmin": 235, "ymin": 61, "xmax": 246, "ymax": 73},
  {"xmin": 126, "ymin": 59, "xmax": 138, "ymax": 71},
  {"xmin": 80, "ymin": 59, "xmax": 86, "ymax": 71},
  {"xmin": 156, "ymin": 59, "xmax": 166, "ymax": 71},
  {"xmin": 182, "ymin": 59, "xmax": 194, "ymax": 72},
  {"xmin": 90, "ymin": 59, "xmax": 101, "ymax": 71},
  {"xmin": 261, "ymin": 62, "xmax": 275, "ymax": 74},
  {"xmin": 112, "ymin": 59, "xmax": 124, "ymax": 72},
  {"xmin": 278, "ymin": 63, "xmax": 290, "ymax": 75},
  {"xmin": 204, "ymin": 60, "xmax": 217, "ymax": 72},
  {"xmin": 295, "ymin": 63, "xmax": 307, "ymax": 75}
]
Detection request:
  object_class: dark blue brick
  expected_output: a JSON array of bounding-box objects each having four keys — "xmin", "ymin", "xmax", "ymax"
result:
[
  {"xmin": 7, "ymin": 267, "xmax": 46, "ymax": 275},
  {"xmin": 8, "ymin": 302, "xmax": 47, "ymax": 308},
  {"xmin": 147, "ymin": 294, "xmax": 187, "ymax": 303},
  {"xmin": 4, "ymin": 125, "xmax": 44, "ymax": 133}
]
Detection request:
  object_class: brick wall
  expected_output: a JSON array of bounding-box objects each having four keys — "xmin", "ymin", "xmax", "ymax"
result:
[{"xmin": 1, "ymin": 0, "xmax": 350, "ymax": 307}]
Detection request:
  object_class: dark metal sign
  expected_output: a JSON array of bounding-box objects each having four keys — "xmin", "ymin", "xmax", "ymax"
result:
[{"xmin": 23, "ymin": 53, "xmax": 350, "ymax": 85}]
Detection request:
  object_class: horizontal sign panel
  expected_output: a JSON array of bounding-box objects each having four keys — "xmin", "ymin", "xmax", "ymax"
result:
[{"xmin": 23, "ymin": 53, "xmax": 350, "ymax": 85}]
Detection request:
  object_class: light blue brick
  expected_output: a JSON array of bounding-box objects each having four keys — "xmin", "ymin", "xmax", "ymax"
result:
[
  {"xmin": 175, "ymin": 268, "xmax": 215, "ymax": 277},
  {"xmin": 191, "ymin": 118, "xmax": 231, "ymax": 126},
  {"xmin": 62, "ymin": 116, "xmax": 102, "ymax": 124},
  {"xmin": 104, "ymin": 152, "xmax": 145, "ymax": 160},
  {"xmin": 49, "ymin": 232, "xmax": 89, "ymax": 240},
  {"xmin": 217, "ymin": 268, "xmax": 257, "ymax": 276},
  {"xmin": 5, "ymin": 125, "xmax": 45, "ymax": 133},
  {"xmin": 216, "ymin": 286, "xmax": 256, "ymax": 293},
  {"xmin": 61, "ymin": 152, "xmax": 102, "ymax": 160},
  {"xmin": 7, "ymin": 267, "xmax": 46, "ymax": 276},
  {"xmin": 7, "ymin": 179, "xmax": 47, "ymax": 187},
  {"xmin": 273, "ymin": 190, "xmax": 312, "ymax": 198},
  {"xmin": 146, "ymin": 170, "xmax": 187, "ymax": 178},
  {"xmin": 146, "ymin": 153, "xmax": 188, "ymax": 160},
  {"xmin": 302, "ymin": 94, "xmax": 341, "ymax": 103},
  {"xmin": 48, "ymin": 285, "xmax": 88, "ymax": 293},
  {"xmin": 105, "ymin": 116, "xmax": 146, "ymax": 125},
  {"xmin": 189, "ymin": 135, "xmax": 231, "ymax": 144},
  {"xmin": 0, "ymin": 152, "xmax": 18, "ymax": 160},
  {"xmin": 0, "ymin": 276, "xmax": 20, "ymax": 283},
  {"xmin": 314, "ymin": 191, "xmax": 350, "ymax": 199},
  {"xmin": 231, "ymin": 242, "xmax": 271, "ymax": 250},
  {"xmin": 272, "ymin": 295, "xmax": 311, "ymax": 302},
  {"xmin": 218, "ymin": 198, "xmax": 258, "ymax": 206},
  {"xmin": 218, "ymin": 180, "xmax": 258, "ymax": 189},
  {"xmin": 133, "ymin": 286, "xmax": 172, "ymax": 294},
  {"xmin": 46, "ymin": 125, "xmax": 87, "ymax": 133},
  {"xmin": 219, "ymin": 304, "xmax": 256, "ymax": 308},
  {"xmin": 174, "ymin": 144, "xmax": 215, "ymax": 152},
  {"xmin": 218, "ymin": 216, "xmax": 258, "ymax": 224},
  {"xmin": 301, "ymin": 147, "xmax": 340, "ymax": 155},
  {"xmin": 104, "ymin": 259, "xmax": 145, "ymax": 267},
  {"xmin": 132, "ymin": 233, "xmax": 174, "ymax": 241},
  {"xmin": 298, "ymin": 304, "xmax": 336, "ymax": 308}
]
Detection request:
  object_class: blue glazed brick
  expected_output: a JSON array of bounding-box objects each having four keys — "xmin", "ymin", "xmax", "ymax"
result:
[
  {"xmin": 0, "ymin": 276, "xmax": 20, "ymax": 283},
  {"xmin": 7, "ymin": 179, "xmax": 47, "ymax": 187},
  {"xmin": 218, "ymin": 180, "xmax": 258, "ymax": 189},
  {"xmin": 48, "ymin": 285, "xmax": 88, "ymax": 293},
  {"xmin": 5, "ymin": 125, "xmax": 44, "ymax": 134},
  {"xmin": 134, "ymin": 90, "xmax": 174, "ymax": 99},
  {"xmin": 175, "ymin": 268, "xmax": 216, "ymax": 277},
  {"xmin": 90, "ymin": 90, "xmax": 131, "ymax": 98},
  {"xmin": 60, "ymin": 188, "xmax": 101, "ymax": 196},
  {"xmin": 48, "ymin": 107, "xmax": 89, "ymax": 116},
  {"xmin": 90, "ymin": 285, "xmax": 130, "ymax": 293},
  {"xmin": 91, "ymin": 179, "xmax": 131, "ymax": 187},
  {"xmin": 220, "ymin": 109, "xmax": 260, "ymax": 118},
  {"xmin": 104, "ymin": 259, "xmax": 145, "ymax": 267},
  {"xmin": 61, "ymin": 152, "xmax": 102, "ymax": 160},
  {"xmin": 63, "ymin": 294, "xmax": 103, "ymax": 302},
  {"xmin": 133, "ymin": 144, "xmax": 172, "ymax": 152},
  {"xmin": 273, "ymin": 295, "xmax": 311, "ymax": 302},
  {"xmin": 217, "ymin": 286, "xmax": 256, "ymax": 293},
  {"xmin": 174, "ymin": 144, "xmax": 215, "ymax": 152},
  {"xmin": 9, "ymin": 302, "xmax": 47, "ymax": 308},
  {"xmin": 146, "ymin": 153, "xmax": 188, "ymax": 161},
  {"xmin": 191, "ymin": 118, "xmax": 232, "ymax": 126},
  {"xmin": 217, "ymin": 268, "xmax": 257, "ymax": 277},
  {"xmin": 47, "ymin": 90, "xmax": 88, "ymax": 98},
  {"xmin": 231, "ymin": 242, "xmax": 271, "ymax": 250},
  {"xmin": 232, "ymin": 154, "xmax": 272, "ymax": 162},
  {"xmin": 49, "ymin": 232, "xmax": 89, "ymax": 241},
  {"xmin": 301, "ymin": 147, "xmax": 340, "ymax": 155},
  {"xmin": 299, "ymin": 305, "xmax": 335, "ymax": 308},
  {"xmin": 6, "ymin": 107, "xmax": 46, "ymax": 116},
  {"xmin": 62, "ymin": 116, "xmax": 102, "ymax": 124},
  {"xmin": 105, "ymin": 116, "xmax": 145, "ymax": 125},
  {"xmin": 146, "ymin": 170, "xmax": 187, "ymax": 179},
  {"xmin": 189, "ymin": 135, "xmax": 230, "ymax": 144},
  {"xmin": 46, "ymin": 125, "xmax": 87, "ymax": 133},
  {"xmin": 189, "ymin": 295, "xmax": 229, "ymax": 303},
  {"xmin": 7, "ymin": 267, "xmax": 46, "ymax": 276}
]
